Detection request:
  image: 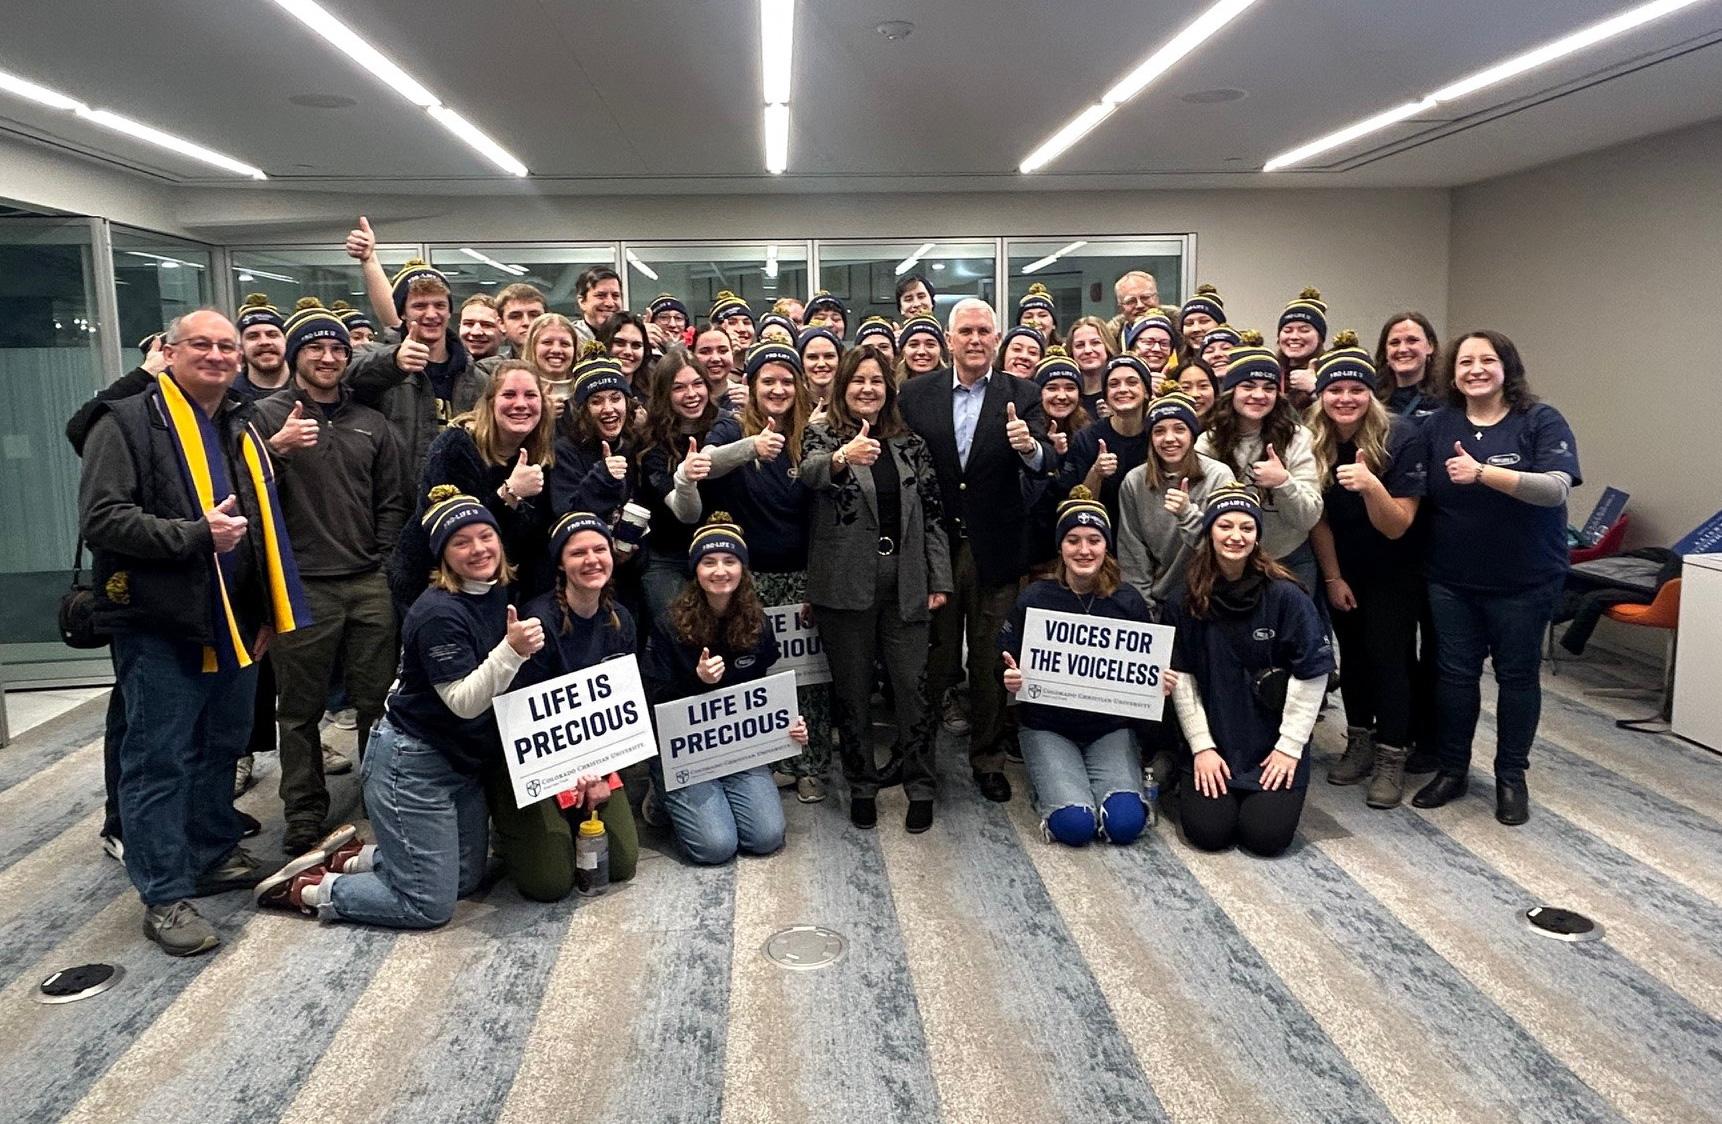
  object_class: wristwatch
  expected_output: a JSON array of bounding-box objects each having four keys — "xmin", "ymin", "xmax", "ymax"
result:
[{"xmin": 833, "ymin": 447, "xmax": 848, "ymax": 469}]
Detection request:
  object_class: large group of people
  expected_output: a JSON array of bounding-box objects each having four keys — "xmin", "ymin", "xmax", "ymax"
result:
[{"xmin": 71, "ymin": 220, "xmax": 1580, "ymax": 957}]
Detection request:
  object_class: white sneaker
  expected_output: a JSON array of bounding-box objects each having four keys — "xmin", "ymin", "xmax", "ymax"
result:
[
  {"xmin": 322, "ymin": 742, "xmax": 354, "ymax": 776},
  {"xmin": 101, "ymin": 833, "xmax": 124, "ymax": 862},
  {"xmin": 328, "ymin": 708, "xmax": 357, "ymax": 731}
]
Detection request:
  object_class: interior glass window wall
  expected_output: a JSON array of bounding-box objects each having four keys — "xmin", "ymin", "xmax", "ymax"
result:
[
  {"xmin": 110, "ymin": 227, "xmax": 212, "ymax": 358},
  {"xmin": 813, "ymin": 240, "xmax": 997, "ymax": 326},
  {"xmin": 428, "ymin": 244, "xmax": 618, "ymax": 314},
  {"xmin": 1003, "ymin": 238, "xmax": 1188, "ymax": 333},
  {"xmin": 227, "ymin": 245, "xmax": 421, "ymax": 320},
  {"xmin": 622, "ymin": 242, "xmax": 809, "ymax": 325},
  {"xmin": 0, "ymin": 218, "xmax": 112, "ymax": 684}
]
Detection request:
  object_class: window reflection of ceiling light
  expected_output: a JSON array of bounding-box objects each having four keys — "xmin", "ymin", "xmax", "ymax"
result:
[
  {"xmin": 626, "ymin": 251, "xmax": 660, "ymax": 281},
  {"xmin": 1021, "ymin": 241, "xmax": 1089, "ymax": 274},
  {"xmin": 231, "ymin": 265, "xmax": 298, "ymax": 283},
  {"xmin": 126, "ymin": 250, "xmax": 206, "ymax": 269},
  {"xmin": 894, "ymin": 243, "xmax": 936, "ymax": 276},
  {"xmin": 459, "ymin": 247, "xmax": 527, "ymax": 276}
]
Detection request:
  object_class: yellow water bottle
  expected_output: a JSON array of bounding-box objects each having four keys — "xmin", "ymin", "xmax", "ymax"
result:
[{"xmin": 575, "ymin": 808, "xmax": 609, "ymax": 895}]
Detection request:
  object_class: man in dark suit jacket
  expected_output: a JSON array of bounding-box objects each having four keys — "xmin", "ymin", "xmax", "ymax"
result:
[{"xmin": 899, "ymin": 299, "xmax": 1054, "ymax": 802}]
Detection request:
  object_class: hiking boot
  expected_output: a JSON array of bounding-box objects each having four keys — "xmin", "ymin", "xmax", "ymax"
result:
[
  {"xmin": 941, "ymin": 696, "xmax": 971, "ymax": 736},
  {"xmin": 193, "ymin": 846, "xmax": 265, "ymax": 896},
  {"xmin": 143, "ymin": 900, "xmax": 220, "ymax": 956},
  {"xmin": 796, "ymin": 775, "xmax": 826, "ymax": 804},
  {"xmin": 322, "ymin": 742, "xmax": 354, "ymax": 776},
  {"xmin": 850, "ymin": 795, "xmax": 877, "ymax": 829},
  {"xmin": 1365, "ymin": 743, "xmax": 1409, "ymax": 809},
  {"xmin": 1328, "ymin": 727, "xmax": 1376, "ymax": 786}
]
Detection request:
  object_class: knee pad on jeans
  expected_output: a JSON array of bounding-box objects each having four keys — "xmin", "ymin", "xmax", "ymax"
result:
[
  {"xmin": 1099, "ymin": 790, "xmax": 1147, "ymax": 844},
  {"xmin": 1044, "ymin": 804, "xmax": 1097, "ymax": 847}
]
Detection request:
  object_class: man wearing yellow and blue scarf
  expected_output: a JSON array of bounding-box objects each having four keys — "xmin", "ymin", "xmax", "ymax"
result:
[{"xmin": 78, "ymin": 309, "xmax": 311, "ymax": 957}]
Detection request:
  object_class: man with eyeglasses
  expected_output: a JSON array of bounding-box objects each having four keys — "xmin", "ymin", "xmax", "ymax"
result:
[
  {"xmin": 254, "ymin": 302, "xmax": 406, "ymax": 858},
  {"xmin": 1110, "ymin": 271, "xmax": 1160, "ymax": 341},
  {"xmin": 78, "ymin": 308, "xmax": 306, "ymax": 956}
]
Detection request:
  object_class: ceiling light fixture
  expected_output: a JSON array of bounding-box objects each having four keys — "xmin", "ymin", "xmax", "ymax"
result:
[
  {"xmin": 125, "ymin": 251, "xmax": 206, "ymax": 269},
  {"xmin": 1263, "ymin": 0, "xmax": 1708, "ymax": 171},
  {"xmin": 264, "ymin": 0, "xmax": 527, "ymax": 175},
  {"xmin": 0, "ymin": 66, "xmax": 268, "ymax": 177},
  {"xmin": 894, "ymin": 242, "xmax": 937, "ymax": 276},
  {"xmin": 459, "ymin": 247, "xmax": 527, "ymax": 276},
  {"xmin": 1021, "ymin": 240, "xmax": 1089, "ymax": 274},
  {"xmin": 1020, "ymin": 0, "xmax": 1259, "ymax": 173},
  {"xmin": 760, "ymin": 0, "xmax": 794, "ymax": 173},
  {"xmin": 626, "ymin": 251, "xmax": 660, "ymax": 282}
]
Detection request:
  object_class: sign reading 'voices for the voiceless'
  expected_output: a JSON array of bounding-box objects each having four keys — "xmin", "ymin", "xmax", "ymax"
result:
[
  {"xmin": 1018, "ymin": 607, "xmax": 1175, "ymax": 722},
  {"xmin": 492, "ymin": 656, "xmax": 658, "ymax": 810}
]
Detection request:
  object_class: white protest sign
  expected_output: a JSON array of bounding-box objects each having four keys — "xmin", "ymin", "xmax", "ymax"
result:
[
  {"xmin": 1019, "ymin": 607, "xmax": 1174, "ymax": 722},
  {"xmin": 654, "ymin": 670, "xmax": 800, "ymax": 792},
  {"xmin": 764, "ymin": 602, "xmax": 831, "ymax": 686},
  {"xmin": 492, "ymin": 655, "xmax": 657, "ymax": 809}
]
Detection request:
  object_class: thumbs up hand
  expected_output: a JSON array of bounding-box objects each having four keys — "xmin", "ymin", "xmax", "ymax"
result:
[
  {"xmin": 1093, "ymin": 437, "xmax": 1119, "ymax": 478},
  {"xmin": 680, "ymin": 436, "xmax": 712, "ymax": 483},
  {"xmin": 1049, "ymin": 428, "xmax": 1069, "ymax": 456},
  {"xmin": 344, "ymin": 215, "xmax": 376, "ymax": 262},
  {"xmin": 726, "ymin": 380, "xmax": 750, "ymax": 410},
  {"xmin": 1335, "ymin": 449, "xmax": 1377, "ymax": 493},
  {"xmin": 506, "ymin": 447, "xmax": 544, "ymax": 498},
  {"xmin": 1001, "ymin": 650, "xmax": 1024, "ymax": 694},
  {"xmin": 753, "ymin": 415, "xmax": 786, "ymax": 461},
  {"xmin": 506, "ymin": 604, "xmax": 545, "ymax": 657},
  {"xmin": 395, "ymin": 337, "xmax": 431, "ymax": 375},
  {"xmin": 204, "ymin": 494, "xmax": 249, "ymax": 553},
  {"xmin": 600, "ymin": 440, "xmax": 629, "ymax": 481},
  {"xmin": 1250, "ymin": 442, "xmax": 1289, "ymax": 489},
  {"xmin": 842, "ymin": 417, "xmax": 882, "ymax": 467},
  {"xmin": 696, "ymin": 646, "xmax": 726, "ymax": 684},
  {"xmin": 268, "ymin": 399, "xmax": 320, "ymax": 456},
  {"xmin": 1446, "ymin": 440, "xmax": 1484, "ymax": 485},
  {"xmin": 1163, "ymin": 475, "xmax": 1192, "ymax": 516},
  {"xmin": 1005, "ymin": 400, "xmax": 1035, "ymax": 454},
  {"xmin": 1288, "ymin": 366, "xmax": 1317, "ymax": 395}
]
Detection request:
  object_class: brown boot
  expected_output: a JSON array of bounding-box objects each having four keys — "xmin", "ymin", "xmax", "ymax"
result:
[
  {"xmin": 1328, "ymin": 727, "xmax": 1376, "ymax": 786},
  {"xmin": 1366, "ymin": 743, "xmax": 1409, "ymax": 809}
]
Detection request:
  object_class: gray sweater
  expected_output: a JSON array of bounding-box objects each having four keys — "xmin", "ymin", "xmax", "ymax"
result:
[
  {"xmin": 1195, "ymin": 426, "xmax": 1323, "ymax": 560},
  {"xmin": 1116, "ymin": 454, "xmax": 1235, "ymax": 610}
]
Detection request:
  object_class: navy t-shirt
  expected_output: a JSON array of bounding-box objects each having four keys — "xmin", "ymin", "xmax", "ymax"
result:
[
  {"xmin": 387, "ymin": 584, "xmax": 510, "ymax": 774},
  {"xmin": 998, "ymin": 579, "xmax": 1153, "ymax": 745},
  {"xmin": 702, "ymin": 416, "xmax": 812, "ymax": 574},
  {"xmin": 1057, "ymin": 418, "xmax": 1150, "ymax": 528},
  {"xmin": 511, "ymin": 592, "xmax": 637, "ymax": 691},
  {"xmin": 1167, "ymin": 577, "xmax": 1334, "ymax": 791},
  {"xmin": 1420, "ymin": 404, "xmax": 1581, "ymax": 593},
  {"xmin": 1322, "ymin": 415, "xmax": 1428, "ymax": 576}
]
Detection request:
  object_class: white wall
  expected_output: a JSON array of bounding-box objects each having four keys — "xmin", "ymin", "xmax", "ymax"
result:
[
  {"xmin": 0, "ymin": 135, "xmax": 191, "ymax": 237},
  {"xmin": 1449, "ymin": 119, "xmax": 1722, "ymax": 551},
  {"xmin": 165, "ymin": 184, "xmax": 1451, "ymax": 342}
]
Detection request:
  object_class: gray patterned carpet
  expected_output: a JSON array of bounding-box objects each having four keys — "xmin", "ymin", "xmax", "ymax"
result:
[{"xmin": 2, "ymin": 649, "xmax": 1719, "ymax": 1124}]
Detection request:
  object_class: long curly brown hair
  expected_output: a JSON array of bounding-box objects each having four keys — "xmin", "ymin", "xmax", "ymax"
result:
[
  {"xmin": 668, "ymin": 567, "xmax": 765, "ymax": 652},
  {"xmin": 1206, "ymin": 385, "xmax": 1300, "ymax": 477},
  {"xmin": 639, "ymin": 348, "xmax": 718, "ymax": 463},
  {"xmin": 1183, "ymin": 528, "xmax": 1297, "ymax": 618}
]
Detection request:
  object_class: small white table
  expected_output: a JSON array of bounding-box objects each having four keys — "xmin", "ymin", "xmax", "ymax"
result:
[{"xmin": 1672, "ymin": 552, "xmax": 1722, "ymax": 751}]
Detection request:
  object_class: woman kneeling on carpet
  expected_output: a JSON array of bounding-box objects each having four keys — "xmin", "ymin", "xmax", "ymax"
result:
[
  {"xmin": 642, "ymin": 513, "xmax": 807, "ymax": 864},
  {"xmin": 255, "ymin": 489, "xmax": 573, "ymax": 926},
  {"xmin": 1166, "ymin": 484, "xmax": 1334, "ymax": 857},
  {"xmin": 488, "ymin": 511, "xmax": 642, "ymax": 899},
  {"xmin": 999, "ymin": 487, "xmax": 1152, "ymax": 848}
]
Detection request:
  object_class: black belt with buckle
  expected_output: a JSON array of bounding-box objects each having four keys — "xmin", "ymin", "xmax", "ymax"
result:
[{"xmin": 877, "ymin": 535, "xmax": 898, "ymax": 556}]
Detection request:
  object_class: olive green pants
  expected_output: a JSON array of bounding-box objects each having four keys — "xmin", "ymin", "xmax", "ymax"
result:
[{"xmin": 483, "ymin": 768, "xmax": 639, "ymax": 901}]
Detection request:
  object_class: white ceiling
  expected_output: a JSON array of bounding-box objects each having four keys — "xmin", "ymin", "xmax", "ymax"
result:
[{"xmin": 1, "ymin": 0, "xmax": 1720, "ymax": 194}]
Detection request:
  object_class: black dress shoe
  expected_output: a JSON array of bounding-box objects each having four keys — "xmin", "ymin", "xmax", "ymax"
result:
[
  {"xmin": 1411, "ymin": 771, "xmax": 1468, "ymax": 809},
  {"xmin": 974, "ymin": 770, "xmax": 1012, "ymax": 803},
  {"xmin": 236, "ymin": 810, "xmax": 262, "ymax": 838},
  {"xmin": 1495, "ymin": 777, "xmax": 1530, "ymax": 826},
  {"xmin": 850, "ymin": 796, "xmax": 877, "ymax": 829},
  {"xmin": 906, "ymin": 800, "xmax": 934, "ymax": 833}
]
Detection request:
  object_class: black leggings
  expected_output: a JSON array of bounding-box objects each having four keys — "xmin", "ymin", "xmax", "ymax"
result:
[
  {"xmin": 1329, "ymin": 568, "xmax": 1421, "ymax": 748},
  {"xmin": 1180, "ymin": 783, "xmax": 1307, "ymax": 857}
]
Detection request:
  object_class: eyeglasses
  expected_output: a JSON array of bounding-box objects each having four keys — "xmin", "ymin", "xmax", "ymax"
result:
[{"xmin": 171, "ymin": 337, "xmax": 240, "ymax": 355}]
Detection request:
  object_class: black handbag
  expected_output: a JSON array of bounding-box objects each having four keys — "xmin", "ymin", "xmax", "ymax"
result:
[
  {"xmin": 57, "ymin": 537, "xmax": 108, "ymax": 649},
  {"xmin": 1218, "ymin": 620, "xmax": 1289, "ymax": 715}
]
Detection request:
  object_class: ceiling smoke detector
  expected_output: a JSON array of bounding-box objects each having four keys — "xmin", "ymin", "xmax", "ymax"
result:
[
  {"xmin": 1181, "ymin": 88, "xmax": 1247, "ymax": 104},
  {"xmin": 875, "ymin": 20, "xmax": 915, "ymax": 41}
]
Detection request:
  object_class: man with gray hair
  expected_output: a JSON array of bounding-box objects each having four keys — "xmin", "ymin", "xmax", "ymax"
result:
[
  {"xmin": 899, "ymin": 298, "xmax": 1055, "ymax": 815},
  {"xmin": 1111, "ymin": 270, "xmax": 1160, "ymax": 339}
]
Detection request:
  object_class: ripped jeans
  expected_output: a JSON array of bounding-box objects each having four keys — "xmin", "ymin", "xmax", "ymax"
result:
[{"xmin": 1019, "ymin": 727, "xmax": 1147, "ymax": 846}]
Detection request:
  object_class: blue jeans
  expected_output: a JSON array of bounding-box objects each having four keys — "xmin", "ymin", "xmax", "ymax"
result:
[
  {"xmin": 653, "ymin": 763, "xmax": 785, "ymax": 865},
  {"xmin": 640, "ymin": 547, "xmax": 690, "ymax": 631},
  {"xmin": 1020, "ymin": 726, "xmax": 1146, "ymax": 846},
  {"xmin": 111, "ymin": 632, "xmax": 258, "ymax": 904},
  {"xmin": 327, "ymin": 718, "xmax": 488, "ymax": 928},
  {"xmin": 1427, "ymin": 578, "xmax": 1563, "ymax": 781}
]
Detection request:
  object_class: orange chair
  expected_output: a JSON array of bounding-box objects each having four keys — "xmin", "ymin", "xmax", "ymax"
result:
[{"xmin": 1592, "ymin": 578, "xmax": 1681, "ymax": 732}]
